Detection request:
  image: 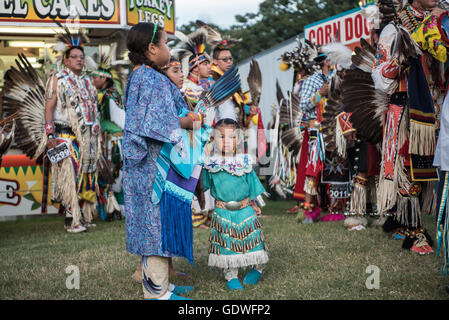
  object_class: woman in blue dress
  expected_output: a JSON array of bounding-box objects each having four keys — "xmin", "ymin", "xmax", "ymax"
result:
[{"xmin": 123, "ymin": 23, "xmax": 201, "ymax": 300}]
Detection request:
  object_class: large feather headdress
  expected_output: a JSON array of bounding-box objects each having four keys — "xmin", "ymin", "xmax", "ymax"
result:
[
  {"xmin": 52, "ymin": 19, "xmax": 90, "ymax": 54},
  {"xmin": 89, "ymin": 43, "xmax": 129, "ymax": 94},
  {"xmin": 196, "ymin": 20, "xmax": 242, "ymax": 51},
  {"xmin": 321, "ymin": 41, "xmax": 353, "ymax": 70},
  {"xmin": 280, "ymin": 37, "xmax": 320, "ymax": 75},
  {"xmin": 172, "ymin": 28, "xmax": 210, "ymax": 77}
]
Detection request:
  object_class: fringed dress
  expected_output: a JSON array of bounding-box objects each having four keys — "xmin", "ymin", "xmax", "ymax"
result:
[{"xmin": 204, "ymin": 154, "xmax": 269, "ymax": 269}]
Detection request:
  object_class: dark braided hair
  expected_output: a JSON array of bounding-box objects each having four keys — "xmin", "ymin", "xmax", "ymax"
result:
[
  {"xmin": 214, "ymin": 118, "xmax": 240, "ymax": 129},
  {"xmin": 127, "ymin": 22, "xmax": 163, "ymax": 72}
]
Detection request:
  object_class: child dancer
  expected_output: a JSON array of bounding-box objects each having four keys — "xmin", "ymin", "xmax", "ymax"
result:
[{"xmin": 204, "ymin": 118, "xmax": 268, "ymax": 291}]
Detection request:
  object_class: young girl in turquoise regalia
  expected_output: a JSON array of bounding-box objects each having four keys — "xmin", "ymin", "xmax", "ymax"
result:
[{"xmin": 204, "ymin": 118, "xmax": 268, "ymax": 290}]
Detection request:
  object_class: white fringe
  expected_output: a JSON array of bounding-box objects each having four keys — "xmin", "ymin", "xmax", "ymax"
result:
[
  {"xmin": 304, "ymin": 177, "xmax": 318, "ymax": 196},
  {"xmin": 336, "ymin": 121, "xmax": 347, "ymax": 158},
  {"xmin": 208, "ymin": 250, "xmax": 269, "ymax": 269},
  {"xmin": 51, "ymin": 156, "xmax": 81, "ymax": 226},
  {"xmin": 408, "ymin": 121, "xmax": 436, "ymax": 156},
  {"xmin": 377, "ymin": 111, "xmax": 409, "ymax": 214},
  {"xmin": 350, "ymin": 182, "xmax": 367, "ymax": 215},
  {"xmin": 82, "ymin": 201, "xmax": 96, "ymax": 223}
]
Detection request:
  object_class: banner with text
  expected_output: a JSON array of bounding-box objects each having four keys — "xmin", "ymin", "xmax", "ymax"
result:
[
  {"xmin": 126, "ymin": 0, "xmax": 175, "ymax": 34},
  {"xmin": 304, "ymin": 7, "xmax": 372, "ymax": 49},
  {"xmin": 0, "ymin": 0, "xmax": 122, "ymax": 28}
]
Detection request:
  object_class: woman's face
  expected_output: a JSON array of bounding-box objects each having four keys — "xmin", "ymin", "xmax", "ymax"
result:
[
  {"xmin": 214, "ymin": 124, "xmax": 239, "ymax": 155},
  {"xmin": 166, "ymin": 64, "xmax": 184, "ymax": 89},
  {"xmin": 147, "ymin": 30, "xmax": 170, "ymax": 68}
]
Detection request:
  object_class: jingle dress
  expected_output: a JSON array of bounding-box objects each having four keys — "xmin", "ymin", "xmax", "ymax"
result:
[{"xmin": 204, "ymin": 154, "xmax": 269, "ymax": 268}]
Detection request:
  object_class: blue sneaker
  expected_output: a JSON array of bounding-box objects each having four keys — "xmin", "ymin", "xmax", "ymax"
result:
[
  {"xmin": 172, "ymin": 285, "xmax": 194, "ymax": 295},
  {"xmin": 145, "ymin": 292, "xmax": 192, "ymax": 300},
  {"xmin": 392, "ymin": 231, "xmax": 406, "ymax": 240},
  {"xmin": 226, "ymin": 278, "xmax": 243, "ymax": 291},
  {"xmin": 168, "ymin": 293, "xmax": 192, "ymax": 300},
  {"xmin": 243, "ymin": 269, "xmax": 262, "ymax": 286}
]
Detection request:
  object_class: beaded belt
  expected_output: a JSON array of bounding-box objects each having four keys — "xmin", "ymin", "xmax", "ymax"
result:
[{"xmin": 215, "ymin": 198, "xmax": 251, "ymax": 211}]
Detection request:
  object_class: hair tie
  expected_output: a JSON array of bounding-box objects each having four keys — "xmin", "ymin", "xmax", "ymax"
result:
[{"xmin": 150, "ymin": 23, "xmax": 158, "ymax": 44}]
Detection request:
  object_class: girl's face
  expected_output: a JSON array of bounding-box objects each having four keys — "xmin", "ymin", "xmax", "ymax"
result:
[
  {"xmin": 214, "ymin": 124, "xmax": 240, "ymax": 155},
  {"xmin": 166, "ymin": 64, "xmax": 184, "ymax": 89},
  {"xmin": 147, "ymin": 30, "xmax": 170, "ymax": 68}
]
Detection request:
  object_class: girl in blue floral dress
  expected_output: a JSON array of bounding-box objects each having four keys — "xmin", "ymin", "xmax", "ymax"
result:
[
  {"xmin": 123, "ymin": 23, "xmax": 201, "ymax": 300},
  {"xmin": 204, "ymin": 118, "xmax": 269, "ymax": 291}
]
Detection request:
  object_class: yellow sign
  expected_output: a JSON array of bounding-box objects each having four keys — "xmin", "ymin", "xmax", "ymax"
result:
[
  {"xmin": 0, "ymin": 155, "xmax": 58, "ymax": 217},
  {"xmin": 126, "ymin": 0, "xmax": 175, "ymax": 34},
  {"xmin": 0, "ymin": 0, "xmax": 121, "ymax": 27}
]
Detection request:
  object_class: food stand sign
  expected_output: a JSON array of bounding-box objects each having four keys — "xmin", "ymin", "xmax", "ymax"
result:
[
  {"xmin": 0, "ymin": 0, "xmax": 122, "ymax": 28},
  {"xmin": 0, "ymin": 155, "xmax": 59, "ymax": 217},
  {"xmin": 304, "ymin": 6, "xmax": 372, "ymax": 49},
  {"xmin": 126, "ymin": 0, "xmax": 175, "ymax": 34}
]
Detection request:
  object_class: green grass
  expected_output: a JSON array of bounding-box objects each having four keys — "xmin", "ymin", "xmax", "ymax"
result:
[{"xmin": 0, "ymin": 200, "xmax": 447, "ymax": 300}]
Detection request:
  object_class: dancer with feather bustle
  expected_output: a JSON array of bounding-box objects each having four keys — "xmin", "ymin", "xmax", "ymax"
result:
[
  {"xmin": 296, "ymin": 51, "xmax": 331, "ymax": 223},
  {"xmin": 343, "ymin": 0, "xmax": 447, "ymax": 254},
  {"xmin": 277, "ymin": 38, "xmax": 320, "ymax": 214},
  {"xmin": 44, "ymin": 22, "xmax": 100, "ymax": 233}
]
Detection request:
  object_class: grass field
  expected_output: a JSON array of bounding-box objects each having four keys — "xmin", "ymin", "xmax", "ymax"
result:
[{"xmin": 0, "ymin": 200, "xmax": 448, "ymax": 300}]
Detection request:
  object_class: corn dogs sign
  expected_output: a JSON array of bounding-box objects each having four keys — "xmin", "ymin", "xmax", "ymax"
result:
[{"xmin": 304, "ymin": 7, "xmax": 372, "ymax": 49}]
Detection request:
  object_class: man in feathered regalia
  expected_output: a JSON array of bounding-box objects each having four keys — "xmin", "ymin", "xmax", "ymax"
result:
[
  {"xmin": 295, "ymin": 50, "xmax": 332, "ymax": 223},
  {"xmin": 45, "ymin": 22, "xmax": 101, "ymax": 233},
  {"xmin": 276, "ymin": 38, "xmax": 321, "ymax": 214},
  {"xmin": 343, "ymin": 0, "xmax": 449, "ymax": 254}
]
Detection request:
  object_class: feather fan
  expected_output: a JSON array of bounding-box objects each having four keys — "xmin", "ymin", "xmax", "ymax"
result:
[
  {"xmin": 321, "ymin": 74, "xmax": 343, "ymax": 156},
  {"xmin": 0, "ymin": 120, "xmax": 16, "ymax": 164},
  {"xmin": 277, "ymin": 80, "xmax": 303, "ymax": 157},
  {"xmin": 247, "ymin": 59, "xmax": 262, "ymax": 106},
  {"xmin": 1, "ymin": 53, "xmax": 46, "ymax": 159}
]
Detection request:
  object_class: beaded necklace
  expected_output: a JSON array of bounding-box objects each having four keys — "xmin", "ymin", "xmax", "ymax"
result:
[{"xmin": 406, "ymin": 5, "xmax": 425, "ymax": 32}]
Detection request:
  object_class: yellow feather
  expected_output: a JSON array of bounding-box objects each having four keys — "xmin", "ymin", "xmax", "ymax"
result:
[{"xmin": 280, "ymin": 61, "xmax": 291, "ymax": 71}]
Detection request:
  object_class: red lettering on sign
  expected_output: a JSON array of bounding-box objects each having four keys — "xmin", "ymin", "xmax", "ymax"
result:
[
  {"xmin": 317, "ymin": 27, "xmax": 324, "ymax": 45},
  {"xmin": 364, "ymin": 17, "xmax": 370, "ymax": 35},
  {"xmin": 309, "ymin": 29, "xmax": 316, "ymax": 44},
  {"xmin": 333, "ymin": 21, "xmax": 341, "ymax": 42},
  {"xmin": 325, "ymin": 24, "xmax": 332, "ymax": 44},
  {"xmin": 345, "ymin": 17, "xmax": 353, "ymax": 42},
  {"xmin": 355, "ymin": 14, "xmax": 363, "ymax": 38}
]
